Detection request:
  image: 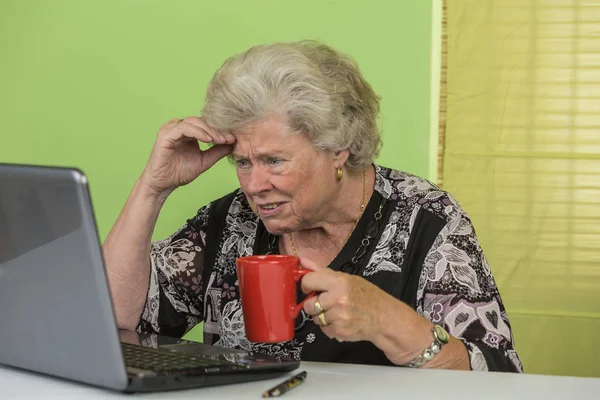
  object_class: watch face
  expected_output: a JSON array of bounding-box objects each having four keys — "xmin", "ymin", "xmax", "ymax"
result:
[{"xmin": 434, "ymin": 325, "xmax": 450, "ymax": 344}]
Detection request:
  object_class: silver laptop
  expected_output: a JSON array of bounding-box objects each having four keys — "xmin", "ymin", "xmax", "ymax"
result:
[{"xmin": 0, "ymin": 163, "xmax": 298, "ymax": 392}]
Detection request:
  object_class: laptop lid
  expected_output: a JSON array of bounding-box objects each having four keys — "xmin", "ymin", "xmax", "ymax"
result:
[{"xmin": 0, "ymin": 164, "xmax": 129, "ymax": 391}]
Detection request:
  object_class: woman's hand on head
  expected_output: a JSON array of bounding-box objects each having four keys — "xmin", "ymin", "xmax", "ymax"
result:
[
  {"xmin": 141, "ymin": 116, "xmax": 236, "ymax": 197},
  {"xmin": 299, "ymin": 257, "xmax": 389, "ymax": 343}
]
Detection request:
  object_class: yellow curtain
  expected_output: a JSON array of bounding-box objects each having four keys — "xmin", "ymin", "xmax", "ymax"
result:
[{"xmin": 442, "ymin": 0, "xmax": 600, "ymax": 377}]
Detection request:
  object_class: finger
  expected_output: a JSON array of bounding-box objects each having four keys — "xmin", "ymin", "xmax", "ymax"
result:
[
  {"xmin": 303, "ymin": 292, "xmax": 332, "ymax": 316},
  {"xmin": 303, "ymin": 294, "xmax": 319, "ymax": 315},
  {"xmin": 312, "ymin": 309, "xmax": 347, "ymax": 328},
  {"xmin": 184, "ymin": 117, "xmax": 235, "ymax": 145},
  {"xmin": 312, "ymin": 290, "xmax": 337, "ymax": 314},
  {"xmin": 224, "ymin": 130, "xmax": 237, "ymax": 144},
  {"xmin": 180, "ymin": 121, "xmax": 223, "ymax": 144},
  {"xmin": 313, "ymin": 311, "xmax": 353, "ymax": 341},
  {"xmin": 159, "ymin": 119, "xmax": 182, "ymax": 131},
  {"xmin": 199, "ymin": 144, "xmax": 234, "ymax": 171},
  {"xmin": 180, "ymin": 116, "xmax": 204, "ymax": 126},
  {"xmin": 300, "ymin": 268, "xmax": 342, "ymax": 294},
  {"xmin": 298, "ymin": 257, "xmax": 327, "ymax": 272},
  {"xmin": 163, "ymin": 122, "xmax": 216, "ymax": 145},
  {"xmin": 300, "ymin": 283, "xmax": 315, "ymax": 296},
  {"xmin": 203, "ymin": 125, "xmax": 232, "ymax": 145},
  {"xmin": 312, "ymin": 311, "xmax": 330, "ymax": 327}
]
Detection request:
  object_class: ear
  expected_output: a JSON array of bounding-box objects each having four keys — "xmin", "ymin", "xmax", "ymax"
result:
[{"xmin": 333, "ymin": 149, "xmax": 350, "ymax": 168}]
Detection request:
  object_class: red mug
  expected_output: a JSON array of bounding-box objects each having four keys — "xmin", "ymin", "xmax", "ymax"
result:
[{"xmin": 236, "ymin": 255, "xmax": 315, "ymax": 343}]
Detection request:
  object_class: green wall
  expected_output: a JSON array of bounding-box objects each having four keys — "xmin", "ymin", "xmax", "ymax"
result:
[
  {"xmin": 1, "ymin": 0, "xmax": 433, "ymax": 344},
  {"xmin": 0, "ymin": 0, "xmax": 433, "ymax": 242}
]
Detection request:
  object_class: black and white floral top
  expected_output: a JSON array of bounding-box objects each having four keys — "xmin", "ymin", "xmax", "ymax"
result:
[{"xmin": 137, "ymin": 165, "xmax": 523, "ymax": 372}]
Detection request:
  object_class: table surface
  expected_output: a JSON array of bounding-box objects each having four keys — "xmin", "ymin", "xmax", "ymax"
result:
[{"xmin": 2, "ymin": 361, "xmax": 600, "ymax": 399}]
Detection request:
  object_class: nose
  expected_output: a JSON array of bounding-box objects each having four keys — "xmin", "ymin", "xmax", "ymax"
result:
[{"xmin": 244, "ymin": 165, "xmax": 273, "ymax": 196}]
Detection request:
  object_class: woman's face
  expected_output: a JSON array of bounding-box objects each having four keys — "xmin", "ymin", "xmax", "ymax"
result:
[{"xmin": 232, "ymin": 116, "xmax": 340, "ymax": 235}]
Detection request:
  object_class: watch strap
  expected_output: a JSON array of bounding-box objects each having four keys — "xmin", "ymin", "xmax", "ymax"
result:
[{"xmin": 406, "ymin": 325, "xmax": 449, "ymax": 368}]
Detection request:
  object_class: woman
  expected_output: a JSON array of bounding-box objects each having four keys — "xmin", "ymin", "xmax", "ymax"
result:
[{"xmin": 103, "ymin": 41, "xmax": 522, "ymax": 372}]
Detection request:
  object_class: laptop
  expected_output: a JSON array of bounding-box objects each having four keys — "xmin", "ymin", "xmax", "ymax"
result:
[{"xmin": 0, "ymin": 163, "xmax": 299, "ymax": 392}]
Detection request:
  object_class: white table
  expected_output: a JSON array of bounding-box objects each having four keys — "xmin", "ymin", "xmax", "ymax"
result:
[{"xmin": 1, "ymin": 362, "xmax": 599, "ymax": 399}]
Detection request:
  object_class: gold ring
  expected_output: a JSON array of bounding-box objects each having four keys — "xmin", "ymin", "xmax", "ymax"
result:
[
  {"xmin": 314, "ymin": 300, "xmax": 323, "ymax": 314},
  {"xmin": 318, "ymin": 312, "xmax": 327, "ymax": 326}
]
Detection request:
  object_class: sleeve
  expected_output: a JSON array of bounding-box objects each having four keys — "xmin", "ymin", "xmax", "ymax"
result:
[
  {"xmin": 415, "ymin": 198, "xmax": 524, "ymax": 372},
  {"xmin": 136, "ymin": 203, "xmax": 211, "ymax": 337}
]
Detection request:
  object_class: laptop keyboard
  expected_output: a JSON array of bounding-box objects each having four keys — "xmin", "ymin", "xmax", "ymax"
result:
[{"xmin": 121, "ymin": 342, "xmax": 249, "ymax": 374}]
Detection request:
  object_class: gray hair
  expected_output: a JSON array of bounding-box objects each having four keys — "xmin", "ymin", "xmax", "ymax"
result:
[{"xmin": 201, "ymin": 40, "xmax": 381, "ymax": 170}]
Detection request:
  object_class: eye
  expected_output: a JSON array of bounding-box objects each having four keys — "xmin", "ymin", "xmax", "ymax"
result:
[
  {"xmin": 236, "ymin": 159, "xmax": 251, "ymax": 169},
  {"xmin": 268, "ymin": 158, "xmax": 283, "ymax": 166}
]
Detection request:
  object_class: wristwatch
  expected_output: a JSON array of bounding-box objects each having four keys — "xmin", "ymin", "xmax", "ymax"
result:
[{"xmin": 406, "ymin": 325, "xmax": 450, "ymax": 368}]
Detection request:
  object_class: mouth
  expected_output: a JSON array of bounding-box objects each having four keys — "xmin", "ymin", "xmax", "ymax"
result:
[{"xmin": 256, "ymin": 202, "xmax": 285, "ymax": 217}]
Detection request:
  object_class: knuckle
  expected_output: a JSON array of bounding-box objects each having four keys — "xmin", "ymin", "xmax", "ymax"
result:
[
  {"xmin": 157, "ymin": 125, "xmax": 173, "ymax": 136},
  {"xmin": 339, "ymin": 311, "xmax": 351, "ymax": 323},
  {"xmin": 182, "ymin": 116, "xmax": 197, "ymax": 125},
  {"xmin": 156, "ymin": 129, "xmax": 167, "ymax": 139},
  {"xmin": 337, "ymin": 295, "xmax": 351, "ymax": 308}
]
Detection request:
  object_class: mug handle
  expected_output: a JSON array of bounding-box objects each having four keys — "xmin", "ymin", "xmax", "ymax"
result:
[{"xmin": 290, "ymin": 268, "xmax": 317, "ymax": 319}]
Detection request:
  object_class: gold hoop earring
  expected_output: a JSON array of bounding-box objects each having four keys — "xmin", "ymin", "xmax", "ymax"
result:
[{"xmin": 337, "ymin": 167, "xmax": 343, "ymax": 181}]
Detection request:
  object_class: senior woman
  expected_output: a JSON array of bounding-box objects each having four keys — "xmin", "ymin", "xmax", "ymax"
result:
[{"xmin": 103, "ymin": 41, "xmax": 522, "ymax": 372}]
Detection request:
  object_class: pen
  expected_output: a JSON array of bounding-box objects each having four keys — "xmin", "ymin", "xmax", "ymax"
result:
[{"xmin": 262, "ymin": 370, "xmax": 307, "ymax": 397}]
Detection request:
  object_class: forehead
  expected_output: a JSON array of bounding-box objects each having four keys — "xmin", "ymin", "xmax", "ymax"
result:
[{"xmin": 231, "ymin": 117, "xmax": 297, "ymax": 158}]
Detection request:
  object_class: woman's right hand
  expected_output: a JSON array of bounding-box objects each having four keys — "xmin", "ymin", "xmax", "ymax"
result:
[{"xmin": 140, "ymin": 116, "xmax": 236, "ymax": 197}]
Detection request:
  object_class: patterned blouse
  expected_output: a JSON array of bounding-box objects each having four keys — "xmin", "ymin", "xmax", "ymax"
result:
[{"xmin": 137, "ymin": 165, "xmax": 523, "ymax": 372}]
